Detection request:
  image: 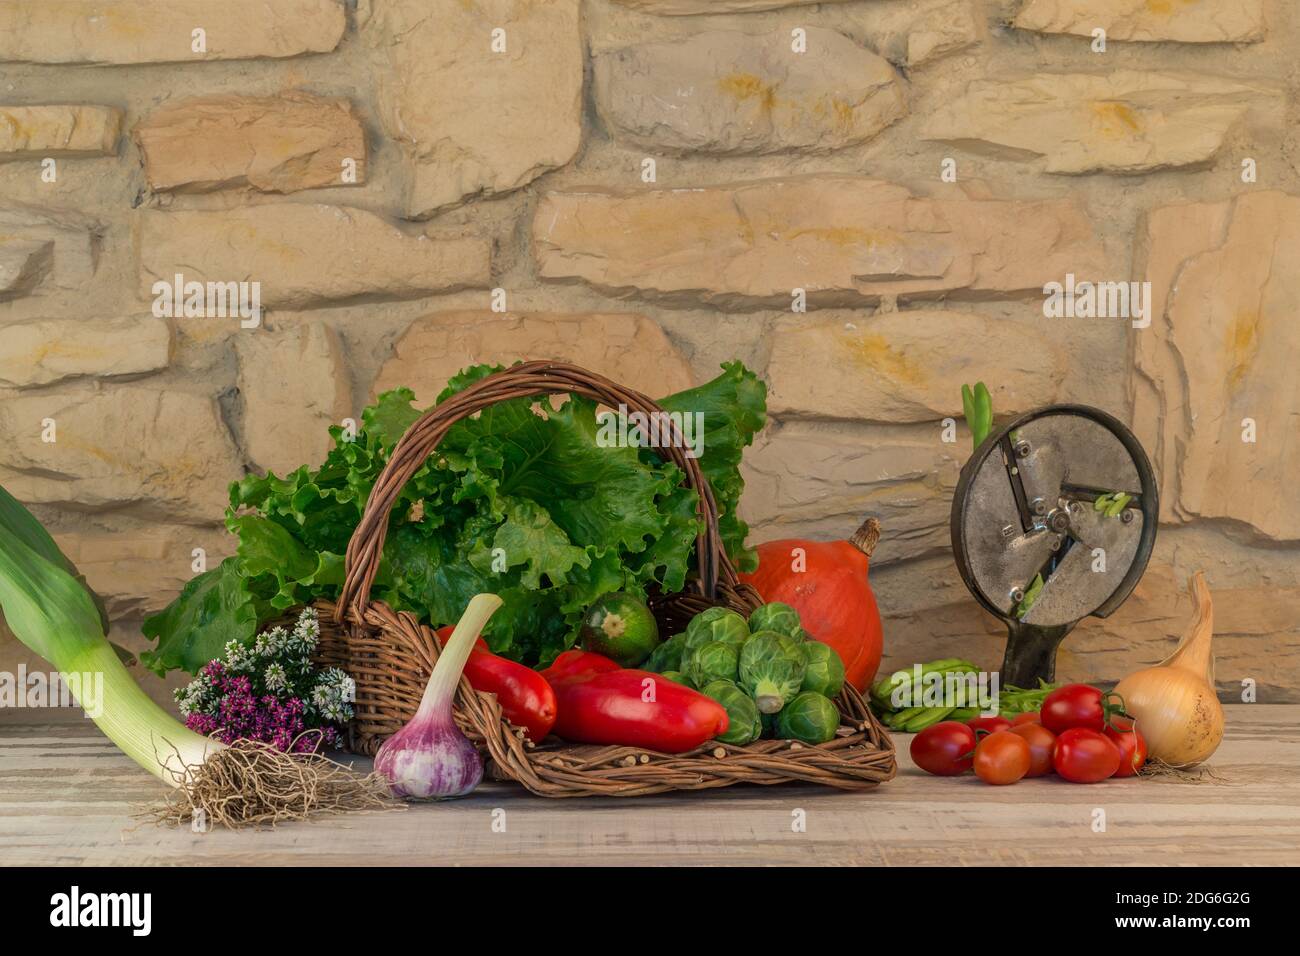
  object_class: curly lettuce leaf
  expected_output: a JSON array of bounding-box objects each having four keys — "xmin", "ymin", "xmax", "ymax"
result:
[
  {"xmin": 657, "ymin": 361, "xmax": 767, "ymax": 571},
  {"xmin": 140, "ymin": 558, "xmax": 260, "ymax": 676},
  {"xmin": 143, "ymin": 361, "xmax": 767, "ymax": 673}
]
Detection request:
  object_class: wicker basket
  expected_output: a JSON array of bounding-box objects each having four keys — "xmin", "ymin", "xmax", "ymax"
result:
[{"xmin": 312, "ymin": 361, "xmax": 896, "ymax": 797}]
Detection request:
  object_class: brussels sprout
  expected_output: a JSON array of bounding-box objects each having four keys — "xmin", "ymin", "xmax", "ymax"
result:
[
  {"xmin": 657, "ymin": 670, "xmax": 693, "ymax": 689},
  {"xmin": 685, "ymin": 640, "xmax": 740, "ymax": 687},
  {"xmin": 799, "ymin": 641, "xmax": 845, "ymax": 698},
  {"xmin": 645, "ymin": 632, "xmax": 686, "ymax": 673},
  {"xmin": 738, "ymin": 630, "xmax": 806, "ymax": 714},
  {"xmin": 684, "ymin": 607, "xmax": 750, "ymax": 651},
  {"xmin": 775, "ymin": 633, "xmax": 804, "ymax": 656},
  {"xmin": 775, "ymin": 691, "xmax": 840, "ymax": 745},
  {"xmin": 701, "ymin": 680, "xmax": 762, "ymax": 745},
  {"xmin": 747, "ymin": 602, "xmax": 802, "ymax": 639}
]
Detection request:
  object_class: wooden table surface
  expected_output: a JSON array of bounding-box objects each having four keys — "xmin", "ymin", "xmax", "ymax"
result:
[{"xmin": 2, "ymin": 705, "xmax": 1297, "ymax": 866}]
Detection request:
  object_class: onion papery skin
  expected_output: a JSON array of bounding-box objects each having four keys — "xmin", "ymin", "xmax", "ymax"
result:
[{"xmin": 1114, "ymin": 667, "xmax": 1224, "ymax": 768}]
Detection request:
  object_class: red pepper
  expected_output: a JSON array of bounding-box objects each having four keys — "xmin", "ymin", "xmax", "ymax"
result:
[
  {"xmin": 540, "ymin": 650, "xmax": 729, "ymax": 754},
  {"xmin": 436, "ymin": 626, "xmax": 557, "ymax": 742},
  {"xmin": 544, "ymin": 648, "xmax": 621, "ymax": 684}
]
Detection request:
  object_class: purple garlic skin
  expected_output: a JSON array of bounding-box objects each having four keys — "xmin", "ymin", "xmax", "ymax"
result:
[{"xmin": 374, "ymin": 721, "xmax": 483, "ymax": 800}]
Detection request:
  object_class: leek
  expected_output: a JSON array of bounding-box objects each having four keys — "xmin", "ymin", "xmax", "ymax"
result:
[{"xmin": 0, "ymin": 485, "xmax": 218, "ymax": 783}]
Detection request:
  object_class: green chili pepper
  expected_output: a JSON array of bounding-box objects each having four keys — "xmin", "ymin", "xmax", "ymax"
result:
[
  {"xmin": 1016, "ymin": 573, "xmax": 1044, "ymax": 619},
  {"xmin": 1095, "ymin": 491, "xmax": 1132, "ymax": 518},
  {"xmin": 885, "ymin": 706, "xmax": 925, "ymax": 730},
  {"xmin": 902, "ymin": 707, "xmax": 955, "ymax": 733},
  {"xmin": 961, "ymin": 382, "xmax": 995, "ymax": 450}
]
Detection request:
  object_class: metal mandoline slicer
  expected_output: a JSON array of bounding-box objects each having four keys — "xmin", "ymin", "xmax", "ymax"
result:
[{"xmin": 950, "ymin": 405, "xmax": 1159, "ymax": 687}]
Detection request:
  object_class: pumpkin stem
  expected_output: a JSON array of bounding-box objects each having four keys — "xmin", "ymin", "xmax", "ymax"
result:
[{"xmin": 850, "ymin": 517, "xmax": 881, "ymax": 558}]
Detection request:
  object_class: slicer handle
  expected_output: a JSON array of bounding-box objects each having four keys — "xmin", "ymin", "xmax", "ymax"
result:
[{"xmin": 1000, "ymin": 621, "xmax": 1073, "ymax": 687}]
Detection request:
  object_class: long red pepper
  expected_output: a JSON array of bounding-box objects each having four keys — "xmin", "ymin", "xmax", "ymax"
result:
[
  {"xmin": 435, "ymin": 626, "xmax": 557, "ymax": 742},
  {"xmin": 540, "ymin": 649, "xmax": 729, "ymax": 754}
]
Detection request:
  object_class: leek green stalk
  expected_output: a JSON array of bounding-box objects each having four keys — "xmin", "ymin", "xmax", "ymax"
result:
[{"xmin": 0, "ymin": 486, "xmax": 218, "ymax": 784}]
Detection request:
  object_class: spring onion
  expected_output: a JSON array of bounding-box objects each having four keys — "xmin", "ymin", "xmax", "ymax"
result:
[{"xmin": 0, "ymin": 485, "xmax": 219, "ymax": 782}]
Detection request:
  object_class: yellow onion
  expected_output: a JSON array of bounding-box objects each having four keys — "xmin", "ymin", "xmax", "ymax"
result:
[{"xmin": 1114, "ymin": 572, "xmax": 1224, "ymax": 767}]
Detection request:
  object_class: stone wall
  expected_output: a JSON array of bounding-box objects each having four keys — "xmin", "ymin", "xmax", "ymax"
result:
[{"xmin": 1, "ymin": 0, "xmax": 1297, "ymax": 703}]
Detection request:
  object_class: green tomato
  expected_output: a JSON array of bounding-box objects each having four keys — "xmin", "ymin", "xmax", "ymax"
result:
[
  {"xmin": 684, "ymin": 607, "xmax": 750, "ymax": 651},
  {"xmin": 775, "ymin": 691, "xmax": 840, "ymax": 745},
  {"xmin": 738, "ymin": 630, "xmax": 806, "ymax": 714},
  {"xmin": 747, "ymin": 602, "xmax": 802, "ymax": 639},
  {"xmin": 799, "ymin": 642, "xmax": 845, "ymax": 698},
  {"xmin": 644, "ymin": 632, "xmax": 686, "ymax": 674},
  {"xmin": 685, "ymin": 640, "xmax": 740, "ymax": 687},
  {"xmin": 701, "ymin": 680, "xmax": 762, "ymax": 745}
]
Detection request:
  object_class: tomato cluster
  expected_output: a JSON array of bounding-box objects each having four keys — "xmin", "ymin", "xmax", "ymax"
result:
[{"xmin": 909, "ymin": 684, "xmax": 1147, "ymax": 786}]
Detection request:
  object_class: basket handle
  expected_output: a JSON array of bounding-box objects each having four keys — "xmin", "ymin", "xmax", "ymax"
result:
[{"xmin": 335, "ymin": 360, "xmax": 738, "ymax": 623}]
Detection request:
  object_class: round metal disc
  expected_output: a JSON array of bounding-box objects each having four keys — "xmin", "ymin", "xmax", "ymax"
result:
[{"xmin": 950, "ymin": 405, "xmax": 1159, "ymax": 628}]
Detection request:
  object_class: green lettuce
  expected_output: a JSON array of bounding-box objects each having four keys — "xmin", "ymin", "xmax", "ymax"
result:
[{"xmin": 141, "ymin": 362, "xmax": 766, "ymax": 674}]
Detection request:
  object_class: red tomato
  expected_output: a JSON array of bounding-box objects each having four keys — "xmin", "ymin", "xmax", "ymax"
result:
[
  {"xmin": 973, "ymin": 731, "xmax": 1031, "ymax": 786},
  {"xmin": 1009, "ymin": 722, "xmax": 1056, "ymax": 777},
  {"xmin": 967, "ymin": 715, "xmax": 1013, "ymax": 736},
  {"xmin": 1040, "ymin": 684, "xmax": 1115, "ymax": 734},
  {"xmin": 910, "ymin": 721, "xmax": 977, "ymax": 777},
  {"xmin": 1103, "ymin": 717, "xmax": 1148, "ymax": 778},
  {"xmin": 1011, "ymin": 711, "xmax": 1041, "ymax": 726},
  {"xmin": 1052, "ymin": 728, "xmax": 1122, "ymax": 783}
]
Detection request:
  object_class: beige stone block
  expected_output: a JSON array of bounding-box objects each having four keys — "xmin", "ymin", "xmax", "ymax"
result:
[
  {"xmin": 767, "ymin": 312, "xmax": 1065, "ymax": 423},
  {"xmin": 595, "ymin": 28, "xmax": 905, "ymax": 154},
  {"xmin": 0, "ymin": 386, "xmax": 242, "ymax": 521},
  {"xmin": 533, "ymin": 176, "xmax": 1104, "ymax": 305},
  {"xmin": 1014, "ymin": 0, "xmax": 1266, "ymax": 44},
  {"xmin": 0, "ymin": 0, "xmax": 346, "ymax": 64},
  {"xmin": 0, "ymin": 316, "xmax": 171, "ymax": 387},
  {"xmin": 371, "ymin": 0, "xmax": 583, "ymax": 216},
  {"xmin": 137, "ymin": 205, "xmax": 490, "ymax": 309},
  {"xmin": 923, "ymin": 72, "xmax": 1262, "ymax": 174},
  {"xmin": 134, "ymin": 93, "xmax": 365, "ymax": 193},
  {"xmin": 235, "ymin": 323, "xmax": 351, "ymax": 473},
  {"xmin": 373, "ymin": 311, "xmax": 695, "ymax": 405},
  {"xmin": 0, "ymin": 104, "xmax": 121, "ymax": 159}
]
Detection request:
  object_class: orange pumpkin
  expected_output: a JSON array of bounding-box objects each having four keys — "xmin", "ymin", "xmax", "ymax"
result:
[{"xmin": 739, "ymin": 518, "xmax": 884, "ymax": 691}]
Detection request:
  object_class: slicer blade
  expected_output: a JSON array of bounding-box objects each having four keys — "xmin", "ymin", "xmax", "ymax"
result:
[{"xmin": 950, "ymin": 404, "xmax": 1158, "ymax": 685}]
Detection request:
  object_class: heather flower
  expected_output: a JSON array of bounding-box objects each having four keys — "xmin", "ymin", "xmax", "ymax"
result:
[
  {"xmin": 224, "ymin": 639, "xmax": 254, "ymax": 673},
  {"xmin": 177, "ymin": 616, "xmax": 353, "ymax": 753},
  {"xmin": 290, "ymin": 608, "xmax": 321, "ymax": 651},
  {"xmin": 264, "ymin": 662, "xmax": 288, "ymax": 693}
]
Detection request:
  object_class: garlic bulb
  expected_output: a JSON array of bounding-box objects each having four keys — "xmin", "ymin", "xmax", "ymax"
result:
[
  {"xmin": 1113, "ymin": 572, "xmax": 1224, "ymax": 768},
  {"xmin": 374, "ymin": 594, "xmax": 502, "ymax": 799}
]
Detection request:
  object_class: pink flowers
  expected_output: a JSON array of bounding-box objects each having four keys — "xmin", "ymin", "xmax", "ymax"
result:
[{"xmin": 175, "ymin": 608, "xmax": 353, "ymax": 753}]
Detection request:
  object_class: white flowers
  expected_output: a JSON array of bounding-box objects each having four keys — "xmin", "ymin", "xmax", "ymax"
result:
[
  {"xmin": 310, "ymin": 667, "xmax": 355, "ymax": 724},
  {"xmin": 175, "ymin": 680, "xmax": 207, "ymax": 718},
  {"xmin": 263, "ymin": 662, "xmax": 288, "ymax": 693},
  {"xmin": 223, "ymin": 639, "xmax": 254, "ymax": 673}
]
